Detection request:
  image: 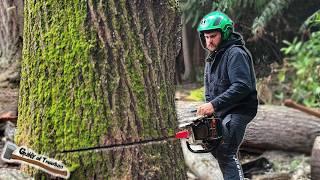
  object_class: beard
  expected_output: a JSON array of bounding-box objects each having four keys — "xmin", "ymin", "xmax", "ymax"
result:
[{"xmin": 207, "ymin": 43, "xmax": 217, "ymax": 51}]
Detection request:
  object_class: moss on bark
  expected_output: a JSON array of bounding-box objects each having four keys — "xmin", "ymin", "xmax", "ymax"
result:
[{"xmin": 17, "ymin": 0, "xmax": 185, "ymax": 178}]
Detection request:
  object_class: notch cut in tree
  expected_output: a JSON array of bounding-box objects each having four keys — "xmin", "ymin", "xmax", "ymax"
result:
[{"xmin": 16, "ymin": 0, "xmax": 186, "ymax": 179}]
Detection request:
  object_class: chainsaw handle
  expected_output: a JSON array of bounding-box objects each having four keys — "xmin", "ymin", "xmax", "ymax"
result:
[{"xmin": 186, "ymin": 141, "xmax": 216, "ymax": 153}]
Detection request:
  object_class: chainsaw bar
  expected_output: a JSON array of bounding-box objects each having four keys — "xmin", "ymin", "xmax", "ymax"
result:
[{"xmin": 178, "ymin": 115, "xmax": 207, "ymax": 128}]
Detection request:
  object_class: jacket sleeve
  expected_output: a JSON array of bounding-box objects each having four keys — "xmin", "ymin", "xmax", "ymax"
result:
[{"xmin": 211, "ymin": 48, "xmax": 254, "ymax": 111}]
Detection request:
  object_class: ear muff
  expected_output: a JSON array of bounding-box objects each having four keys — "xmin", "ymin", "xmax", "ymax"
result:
[{"xmin": 222, "ymin": 26, "xmax": 233, "ymax": 40}]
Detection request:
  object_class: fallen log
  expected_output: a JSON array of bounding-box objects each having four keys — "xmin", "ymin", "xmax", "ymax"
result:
[
  {"xmin": 176, "ymin": 101, "xmax": 320, "ymax": 154},
  {"xmin": 243, "ymin": 105, "xmax": 320, "ymax": 154},
  {"xmin": 311, "ymin": 136, "xmax": 320, "ymax": 180}
]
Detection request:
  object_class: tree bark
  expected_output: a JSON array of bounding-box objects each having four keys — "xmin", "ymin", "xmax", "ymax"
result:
[
  {"xmin": 0, "ymin": 0, "xmax": 23, "ymax": 88},
  {"xmin": 16, "ymin": 0, "xmax": 186, "ymax": 179},
  {"xmin": 176, "ymin": 101, "xmax": 320, "ymax": 154},
  {"xmin": 0, "ymin": 88, "xmax": 18, "ymax": 115}
]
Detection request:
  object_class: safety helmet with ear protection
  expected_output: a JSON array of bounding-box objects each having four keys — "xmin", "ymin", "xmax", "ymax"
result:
[{"xmin": 197, "ymin": 11, "xmax": 234, "ymax": 40}]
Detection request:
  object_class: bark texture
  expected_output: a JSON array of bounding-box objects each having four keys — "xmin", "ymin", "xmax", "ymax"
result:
[
  {"xmin": 0, "ymin": 88, "xmax": 18, "ymax": 115},
  {"xmin": 0, "ymin": 0, "xmax": 23, "ymax": 88},
  {"xmin": 16, "ymin": 0, "xmax": 185, "ymax": 179}
]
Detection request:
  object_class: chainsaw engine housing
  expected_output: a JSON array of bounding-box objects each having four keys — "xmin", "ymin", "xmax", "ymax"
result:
[
  {"xmin": 191, "ymin": 117, "xmax": 222, "ymax": 142},
  {"xmin": 175, "ymin": 114, "xmax": 223, "ymax": 153}
]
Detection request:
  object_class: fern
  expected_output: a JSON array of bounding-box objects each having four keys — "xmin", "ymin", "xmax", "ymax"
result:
[
  {"xmin": 252, "ymin": 0, "xmax": 294, "ymax": 36},
  {"xmin": 210, "ymin": 0, "xmax": 273, "ymax": 14},
  {"xmin": 180, "ymin": 0, "xmax": 294, "ymax": 37},
  {"xmin": 180, "ymin": 0, "xmax": 210, "ymax": 27},
  {"xmin": 299, "ymin": 10, "xmax": 320, "ymax": 33},
  {"xmin": 212, "ymin": 0, "xmax": 236, "ymax": 11}
]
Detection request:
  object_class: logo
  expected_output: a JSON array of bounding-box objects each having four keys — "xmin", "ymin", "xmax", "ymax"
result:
[
  {"xmin": 200, "ymin": 19, "xmax": 207, "ymax": 25},
  {"xmin": 1, "ymin": 142, "xmax": 70, "ymax": 179}
]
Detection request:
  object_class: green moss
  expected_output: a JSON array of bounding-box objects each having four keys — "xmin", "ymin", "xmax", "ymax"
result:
[
  {"xmin": 17, "ymin": 0, "xmax": 182, "ymax": 177},
  {"xmin": 17, "ymin": 0, "xmax": 109, "ymax": 175},
  {"xmin": 68, "ymin": 163, "xmax": 80, "ymax": 173}
]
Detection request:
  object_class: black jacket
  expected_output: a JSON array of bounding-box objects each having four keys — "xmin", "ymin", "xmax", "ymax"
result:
[{"xmin": 203, "ymin": 32, "xmax": 258, "ymax": 118}]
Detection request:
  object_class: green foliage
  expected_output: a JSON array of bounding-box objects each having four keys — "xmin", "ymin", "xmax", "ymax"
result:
[
  {"xmin": 186, "ymin": 87, "xmax": 204, "ymax": 101},
  {"xmin": 281, "ymin": 31, "xmax": 320, "ymax": 107},
  {"xmin": 300, "ymin": 9, "xmax": 320, "ymax": 33},
  {"xmin": 180, "ymin": 0, "xmax": 294, "ymax": 37},
  {"xmin": 252, "ymin": 0, "xmax": 293, "ymax": 35},
  {"xmin": 211, "ymin": 0, "xmax": 236, "ymax": 12},
  {"xmin": 204, "ymin": 0, "xmax": 294, "ymax": 35},
  {"xmin": 289, "ymin": 159, "xmax": 301, "ymax": 172}
]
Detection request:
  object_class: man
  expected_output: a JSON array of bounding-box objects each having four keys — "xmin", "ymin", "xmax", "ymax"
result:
[{"xmin": 196, "ymin": 11, "xmax": 258, "ymax": 180}]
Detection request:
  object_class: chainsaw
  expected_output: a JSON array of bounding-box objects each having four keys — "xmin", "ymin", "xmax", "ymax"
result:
[{"xmin": 175, "ymin": 112, "xmax": 223, "ymax": 153}]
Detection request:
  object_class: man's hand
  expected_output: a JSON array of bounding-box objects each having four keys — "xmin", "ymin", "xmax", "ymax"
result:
[{"xmin": 197, "ymin": 102, "xmax": 215, "ymax": 116}]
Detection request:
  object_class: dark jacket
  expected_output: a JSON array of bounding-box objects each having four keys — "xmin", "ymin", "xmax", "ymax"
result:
[{"xmin": 202, "ymin": 32, "xmax": 258, "ymax": 118}]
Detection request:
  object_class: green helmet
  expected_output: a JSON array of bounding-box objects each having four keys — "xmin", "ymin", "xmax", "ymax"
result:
[{"xmin": 197, "ymin": 11, "xmax": 233, "ymax": 40}]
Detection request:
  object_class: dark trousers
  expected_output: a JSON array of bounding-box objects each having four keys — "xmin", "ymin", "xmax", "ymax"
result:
[{"xmin": 211, "ymin": 114, "xmax": 253, "ymax": 180}]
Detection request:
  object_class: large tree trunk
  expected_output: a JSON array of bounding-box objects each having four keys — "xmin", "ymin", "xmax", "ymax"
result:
[
  {"xmin": 16, "ymin": 0, "xmax": 186, "ymax": 179},
  {"xmin": 0, "ymin": 0, "xmax": 23, "ymax": 88}
]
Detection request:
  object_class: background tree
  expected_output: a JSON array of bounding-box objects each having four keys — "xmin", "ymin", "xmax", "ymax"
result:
[
  {"xmin": 15, "ymin": 0, "xmax": 186, "ymax": 179},
  {"xmin": 0, "ymin": 0, "xmax": 23, "ymax": 88}
]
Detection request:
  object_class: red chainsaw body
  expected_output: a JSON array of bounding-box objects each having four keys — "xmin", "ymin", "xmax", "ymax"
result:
[{"xmin": 175, "ymin": 115, "xmax": 223, "ymax": 153}]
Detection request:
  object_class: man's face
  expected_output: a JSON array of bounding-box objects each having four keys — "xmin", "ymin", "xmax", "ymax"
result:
[{"xmin": 204, "ymin": 31, "xmax": 222, "ymax": 52}]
